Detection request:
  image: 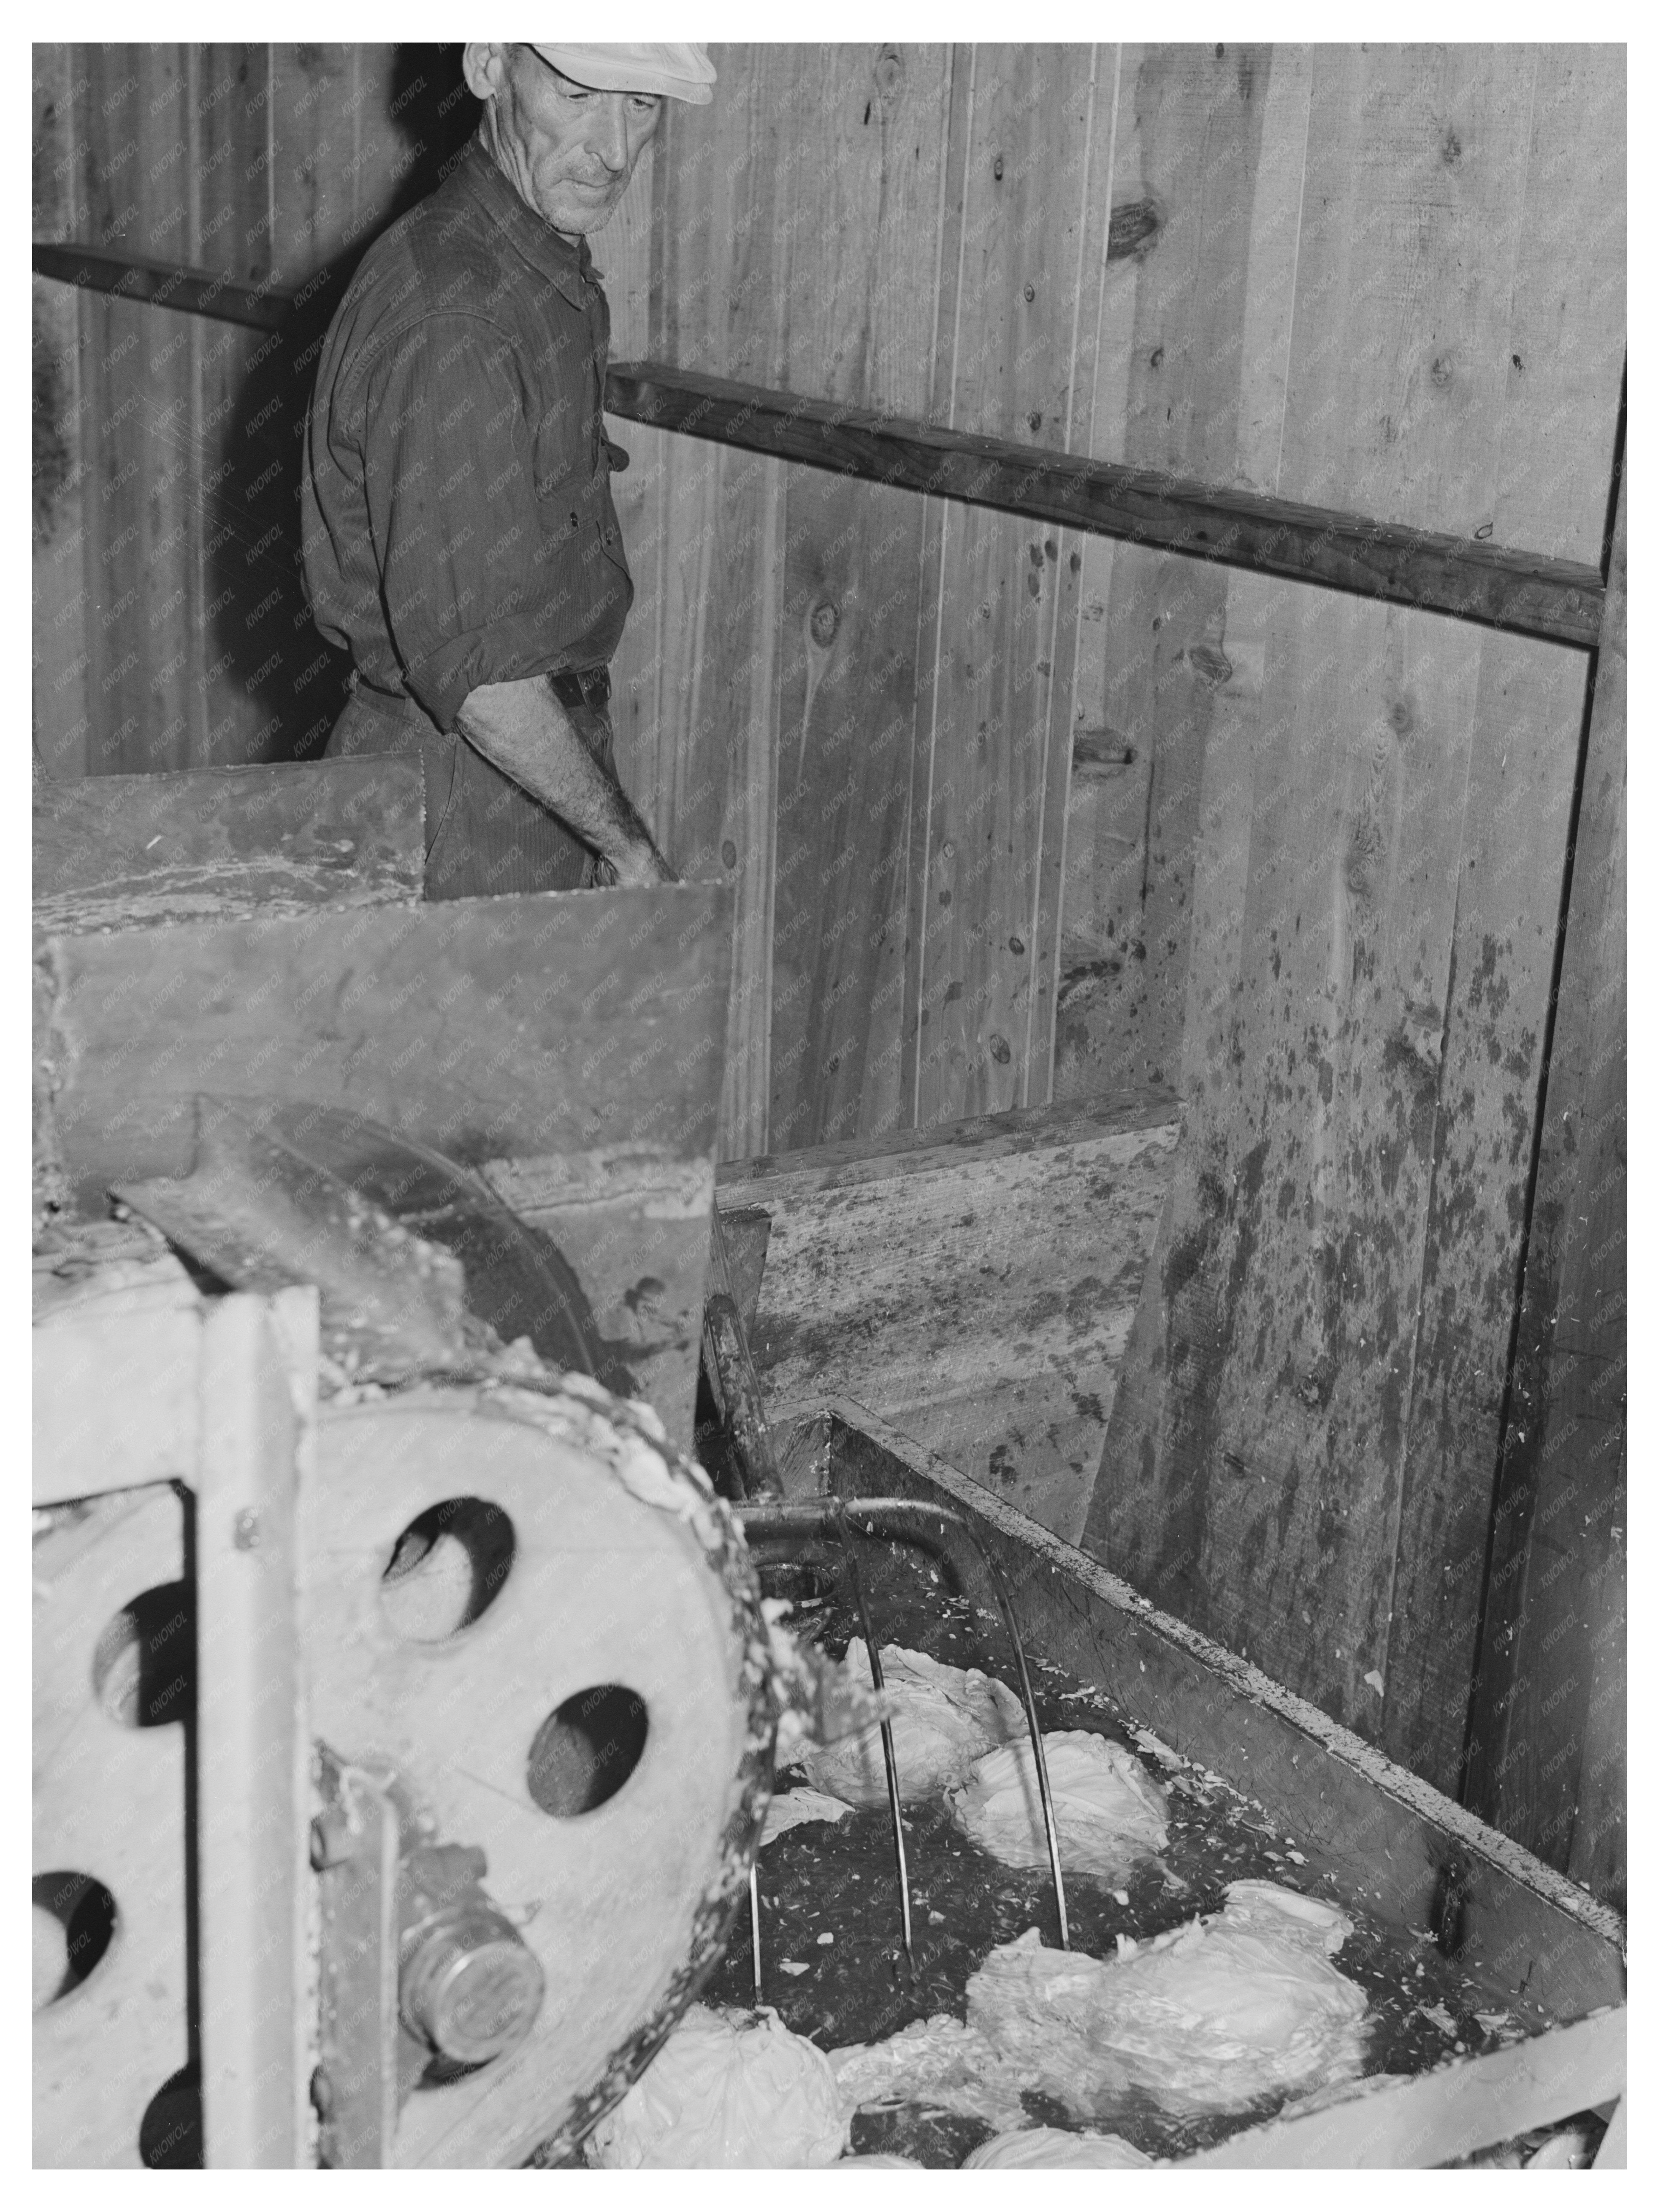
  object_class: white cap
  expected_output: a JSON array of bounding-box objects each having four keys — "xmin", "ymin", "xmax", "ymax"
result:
[{"xmin": 528, "ymin": 43, "xmax": 715, "ymax": 104}]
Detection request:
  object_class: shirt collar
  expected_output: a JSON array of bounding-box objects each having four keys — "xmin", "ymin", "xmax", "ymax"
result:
[{"xmin": 460, "ymin": 130, "xmax": 597, "ymax": 312}]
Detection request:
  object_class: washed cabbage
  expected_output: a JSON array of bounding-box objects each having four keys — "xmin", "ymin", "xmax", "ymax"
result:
[
  {"xmin": 794, "ymin": 1641, "xmax": 1023, "ymax": 1806},
  {"xmin": 589, "ymin": 2004, "xmax": 847, "ymax": 2168},
  {"xmin": 948, "ymin": 1729, "xmax": 1168, "ymax": 1877}
]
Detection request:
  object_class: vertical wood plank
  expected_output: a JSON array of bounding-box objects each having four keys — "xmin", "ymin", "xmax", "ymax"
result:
[
  {"xmin": 268, "ymin": 43, "xmax": 359, "ymax": 282},
  {"xmin": 1055, "ymin": 46, "xmax": 1301, "ymax": 1101},
  {"xmin": 599, "ymin": 131, "xmax": 667, "ymax": 834},
  {"xmin": 646, "ymin": 47, "xmax": 793, "ymax": 1156},
  {"xmin": 259, "ymin": 42, "xmax": 359, "ymax": 762},
  {"xmin": 1278, "ymin": 45, "xmax": 1538, "ymax": 531},
  {"xmin": 1487, "ymin": 48, "xmax": 1626, "ymax": 563},
  {"xmin": 1463, "ymin": 471, "xmax": 1626, "ymax": 1908},
  {"xmin": 1024, "ymin": 49, "xmax": 1120, "ymax": 1109},
  {"xmin": 74, "ymin": 44, "xmax": 205, "ymax": 772},
  {"xmin": 900, "ymin": 43, "xmax": 976, "ymax": 1125},
  {"xmin": 915, "ymin": 44, "xmax": 1113, "ymax": 1126},
  {"xmin": 1177, "ymin": 585, "xmax": 1273, "ymax": 1103},
  {"xmin": 1377, "ymin": 633, "xmax": 1585, "ymax": 1791},
  {"xmin": 337, "ymin": 44, "xmax": 458, "ymax": 251},
  {"xmin": 193, "ymin": 46, "xmax": 281, "ymax": 767},
  {"xmin": 768, "ymin": 44, "xmax": 953, "ymax": 1149},
  {"xmin": 1370, "ymin": 50, "xmax": 1625, "ymax": 1794},
  {"xmin": 32, "ymin": 43, "xmax": 92, "ymax": 779},
  {"xmin": 1083, "ymin": 43, "xmax": 1617, "ymax": 1771}
]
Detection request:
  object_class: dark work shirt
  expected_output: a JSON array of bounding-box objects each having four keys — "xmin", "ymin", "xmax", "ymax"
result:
[{"xmin": 302, "ymin": 132, "xmax": 632, "ymax": 732}]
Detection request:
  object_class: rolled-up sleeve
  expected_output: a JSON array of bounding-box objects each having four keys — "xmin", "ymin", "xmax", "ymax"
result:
[{"xmin": 352, "ymin": 315, "xmax": 600, "ymax": 730}]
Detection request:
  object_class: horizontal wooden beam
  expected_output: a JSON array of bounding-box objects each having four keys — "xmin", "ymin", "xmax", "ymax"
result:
[
  {"xmin": 605, "ymin": 364, "xmax": 1604, "ymax": 649},
  {"xmin": 32, "ymin": 241, "xmax": 1603, "ymax": 647},
  {"xmin": 31, "ymin": 239, "xmax": 304, "ymax": 331},
  {"xmin": 715, "ymin": 1083, "xmax": 1181, "ymax": 1199}
]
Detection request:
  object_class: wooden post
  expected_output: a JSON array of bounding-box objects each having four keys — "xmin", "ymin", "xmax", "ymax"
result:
[{"xmin": 1464, "ymin": 464, "xmax": 1626, "ymax": 1907}]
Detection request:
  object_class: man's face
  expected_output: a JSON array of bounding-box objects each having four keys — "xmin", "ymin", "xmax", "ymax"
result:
[{"xmin": 471, "ymin": 46, "xmax": 662, "ymax": 237}]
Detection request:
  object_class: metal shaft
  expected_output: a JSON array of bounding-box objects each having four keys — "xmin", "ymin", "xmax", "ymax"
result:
[
  {"xmin": 739, "ymin": 1495, "xmax": 1070, "ymax": 1950},
  {"xmin": 748, "ymin": 1863, "xmax": 763, "ymax": 2005},
  {"xmin": 831, "ymin": 1504, "xmax": 914, "ymax": 1971},
  {"xmin": 971, "ymin": 1546, "xmax": 1070, "ymax": 1951}
]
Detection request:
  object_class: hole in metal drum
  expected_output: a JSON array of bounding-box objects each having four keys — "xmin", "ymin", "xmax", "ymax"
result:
[
  {"xmin": 381, "ymin": 1497, "xmax": 516, "ymax": 1643},
  {"xmin": 138, "ymin": 2063, "xmax": 203, "ymax": 2168},
  {"xmin": 91, "ymin": 1580, "xmax": 194, "ymax": 1727},
  {"xmin": 526, "ymin": 1684, "xmax": 650, "ymax": 1816},
  {"xmin": 32, "ymin": 1870, "xmax": 118, "ymax": 2009}
]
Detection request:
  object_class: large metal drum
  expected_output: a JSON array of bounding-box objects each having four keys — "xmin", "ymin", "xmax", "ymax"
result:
[{"xmin": 308, "ymin": 1375, "xmax": 775, "ymax": 2166}]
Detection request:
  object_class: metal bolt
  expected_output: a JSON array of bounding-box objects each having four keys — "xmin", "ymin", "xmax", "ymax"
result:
[
  {"xmin": 401, "ymin": 1903, "xmax": 545, "ymax": 2065},
  {"xmin": 233, "ymin": 1509, "xmax": 262, "ymax": 1551}
]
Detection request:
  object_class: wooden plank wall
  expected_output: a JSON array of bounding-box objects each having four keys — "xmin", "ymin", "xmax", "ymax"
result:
[
  {"xmin": 32, "ymin": 44, "xmax": 1625, "ymax": 1883},
  {"xmin": 30, "ymin": 43, "xmax": 474, "ymax": 781},
  {"xmin": 609, "ymin": 44, "xmax": 1124, "ymax": 1157},
  {"xmin": 1078, "ymin": 47, "xmax": 1625, "ymax": 1891},
  {"xmin": 28, "ymin": 42, "xmax": 1128, "ymax": 1158}
]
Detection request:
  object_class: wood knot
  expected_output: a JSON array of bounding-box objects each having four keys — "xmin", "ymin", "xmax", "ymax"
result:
[
  {"xmin": 1441, "ymin": 127, "xmax": 1462, "ymax": 165},
  {"xmin": 1186, "ymin": 644, "xmax": 1234, "ymax": 687},
  {"xmin": 1107, "ymin": 197, "xmax": 1164, "ymax": 261},
  {"xmin": 1387, "ymin": 697, "xmax": 1414, "ymax": 735},
  {"xmin": 988, "ymin": 1033, "xmax": 1012, "ymax": 1065},
  {"xmin": 809, "ymin": 599, "xmax": 839, "ymax": 648},
  {"xmin": 873, "ymin": 46, "xmax": 904, "ymax": 98},
  {"xmin": 992, "ymin": 153, "xmax": 1004, "ymax": 181},
  {"xmin": 1072, "ymin": 729, "xmax": 1134, "ymax": 773},
  {"xmin": 1430, "ymin": 353, "xmax": 1454, "ymax": 388}
]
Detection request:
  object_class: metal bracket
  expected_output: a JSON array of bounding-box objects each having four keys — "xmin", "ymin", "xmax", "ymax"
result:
[
  {"xmin": 311, "ymin": 1748, "xmax": 405, "ymax": 2168},
  {"xmin": 310, "ymin": 1749, "xmax": 546, "ymax": 2168}
]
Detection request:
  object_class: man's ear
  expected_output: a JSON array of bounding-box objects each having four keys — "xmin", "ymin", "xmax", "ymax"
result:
[{"xmin": 461, "ymin": 44, "xmax": 507, "ymax": 102}]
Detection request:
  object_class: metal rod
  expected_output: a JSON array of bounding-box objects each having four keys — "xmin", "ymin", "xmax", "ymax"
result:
[
  {"xmin": 970, "ymin": 1546, "xmax": 1070, "ymax": 1952},
  {"xmin": 748, "ymin": 1863, "xmax": 763, "ymax": 2006},
  {"xmin": 740, "ymin": 1496, "xmax": 1070, "ymax": 1950},
  {"xmin": 830, "ymin": 1504, "xmax": 914, "ymax": 1972}
]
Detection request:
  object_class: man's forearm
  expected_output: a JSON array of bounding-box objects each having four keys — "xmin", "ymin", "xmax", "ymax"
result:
[{"xmin": 455, "ymin": 675, "xmax": 676, "ymax": 885}]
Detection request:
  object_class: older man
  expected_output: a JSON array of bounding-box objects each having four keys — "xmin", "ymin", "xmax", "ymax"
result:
[{"xmin": 302, "ymin": 43, "xmax": 715, "ymax": 897}]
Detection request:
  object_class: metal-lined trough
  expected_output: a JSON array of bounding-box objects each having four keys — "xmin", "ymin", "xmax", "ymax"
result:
[{"xmin": 703, "ymin": 1401, "xmax": 1625, "ymax": 2168}]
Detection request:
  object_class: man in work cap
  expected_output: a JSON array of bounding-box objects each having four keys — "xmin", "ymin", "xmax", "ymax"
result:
[{"xmin": 302, "ymin": 45, "xmax": 716, "ymax": 899}]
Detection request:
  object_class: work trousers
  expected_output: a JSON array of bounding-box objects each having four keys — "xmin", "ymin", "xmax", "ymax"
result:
[{"xmin": 324, "ymin": 667, "xmax": 619, "ymax": 900}]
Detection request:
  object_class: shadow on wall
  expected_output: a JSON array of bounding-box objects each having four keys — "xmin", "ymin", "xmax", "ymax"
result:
[{"xmin": 211, "ymin": 46, "xmax": 476, "ymax": 764}]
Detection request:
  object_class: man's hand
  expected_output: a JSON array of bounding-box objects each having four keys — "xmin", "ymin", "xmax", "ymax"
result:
[
  {"xmin": 594, "ymin": 843, "xmax": 679, "ymax": 889},
  {"xmin": 456, "ymin": 675, "xmax": 676, "ymax": 885}
]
